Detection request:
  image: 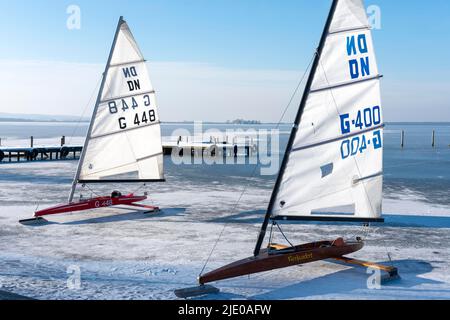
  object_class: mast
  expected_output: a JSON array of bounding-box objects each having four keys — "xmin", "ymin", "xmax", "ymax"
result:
[
  {"xmin": 253, "ymin": 0, "xmax": 339, "ymax": 257},
  {"xmin": 68, "ymin": 16, "xmax": 125, "ymax": 203}
]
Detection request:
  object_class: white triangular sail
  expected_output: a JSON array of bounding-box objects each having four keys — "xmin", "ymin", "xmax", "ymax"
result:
[
  {"xmin": 77, "ymin": 18, "xmax": 164, "ymax": 183},
  {"xmin": 272, "ymin": 0, "xmax": 383, "ymax": 221}
]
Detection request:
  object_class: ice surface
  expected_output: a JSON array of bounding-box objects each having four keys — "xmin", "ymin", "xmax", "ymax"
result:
[{"xmin": 0, "ymin": 159, "xmax": 450, "ymax": 300}]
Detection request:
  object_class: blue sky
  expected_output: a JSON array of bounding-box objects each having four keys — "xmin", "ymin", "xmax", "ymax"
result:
[{"xmin": 0, "ymin": 0, "xmax": 449, "ymax": 122}]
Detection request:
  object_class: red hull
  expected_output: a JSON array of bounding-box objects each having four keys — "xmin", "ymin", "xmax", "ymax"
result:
[
  {"xmin": 199, "ymin": 239, "xmax": 364, "ymax": 285},
  {"xmin": 34, "ymin": 194, "xmax": 157, "ymax": 218}
]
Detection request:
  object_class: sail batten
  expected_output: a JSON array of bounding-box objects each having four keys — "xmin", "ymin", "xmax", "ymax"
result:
[
  {"xmin": 292, "ymin": 124, "xmax": 385, "ymax": 153},
  {"xmin": 75, "ymin": 17, "xmax": 164, "ymax": 184},
  {"xmin": 90, "ymin": 121, "xmax": 161, "ymax": 140},
  {"xmin": 109, "ymin": 59, "xmax": 146, "ymax": 68},
  {"xmin": 310, "ymin": 74, "xmax": 382, "ymax": 93},
  {"xmin": 99, "ymin": 90, "xmax": 155, "ymax": 103},
  {"xmin": 270, "ymin": 0, "xmax": 383, "ymax": 222},
  {"xmin": 328, "ymin": 25, "xmax": 371, "ymax": 35},
  {"xmin": 353, "ymin": 171, "xmax": 383, "ymax": 184}
]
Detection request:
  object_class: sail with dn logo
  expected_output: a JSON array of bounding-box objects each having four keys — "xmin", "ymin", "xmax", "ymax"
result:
[
  {"xmin": 176, "ymin": 0, "xmax": 398, "ymax": 299},
  {"xmin": 272, "ymin": 0, "xmax": 384, "ymax": 222},
  {"xmin": 20, "ymin": 17, "xmax": 164, "ymax": 225},
  {"xmin": 79, "ymin": 18, "xmax": 164, "ymax": 184}
]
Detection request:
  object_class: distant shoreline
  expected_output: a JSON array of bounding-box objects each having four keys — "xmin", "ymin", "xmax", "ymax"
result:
[
  {"xmin": 0, "ymin": 118, "xmax": 89, "ymax": 123},
  {"xmin": 1, "ymin": 119, "xmax": 450, "ymax": 126}
]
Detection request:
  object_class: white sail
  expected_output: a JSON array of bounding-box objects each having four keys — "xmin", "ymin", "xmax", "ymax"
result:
[
  {"xmin": 272, "ymin": 0, "xmax": 383, "ymax": 220},
  {"xmin": 78, "ymin": 19, "xmax": 164, "ymax": 182}
]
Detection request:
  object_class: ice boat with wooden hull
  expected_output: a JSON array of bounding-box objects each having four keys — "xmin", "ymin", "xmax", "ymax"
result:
[
  {"xmin": 20, "ymin": 16, "xmax": 165, "ymax": 224},
  {"xmin": 177, "ymin": 0, "xmax": 398, "ymax": 298},
  {"xmin": 199, "ymin": 239, "xmax": 363, "ymax": 285}
]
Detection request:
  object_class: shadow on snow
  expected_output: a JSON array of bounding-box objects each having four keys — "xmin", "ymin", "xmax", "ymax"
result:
[
  {"xmin": 249, "ymin": 259, "xmax": 443, "ymax": 300},
  {"xmin": 208, "ymin": 210, "xmax": 450, "ymax": 229},
  {"xmin": 24, "ymin": 207, "xmax": 187, "ymax": 227}
]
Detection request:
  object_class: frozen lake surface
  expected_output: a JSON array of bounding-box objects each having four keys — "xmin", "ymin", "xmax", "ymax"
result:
[
  {"xmin": 0, "ymin": 159, "xmax": 449, "ymax": 300},
  {"xmin": 0, "ymin": 122, "xmax": 449, "ymax": 300}
]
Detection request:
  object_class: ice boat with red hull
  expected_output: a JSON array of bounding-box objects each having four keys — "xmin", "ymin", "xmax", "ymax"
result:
[
  {"xmin": 20, "ymin": 193, "xmax": 159, "ymax": 224},
  {"xmin": 20, "ymin": 16, "xmax": 165, "ymax": 224},
  {"xmin": 35, "ymin": 194, "xmax": 156, "ymax": 217}
]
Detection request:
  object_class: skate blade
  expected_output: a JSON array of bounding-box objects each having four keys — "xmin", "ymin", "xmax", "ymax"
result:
[
  {"xmin": 19, "ymin": 217, "xmax": 48, "ymax": 226},
  {"xmin": 174, "ymin": 285, "xmax": 220, "ymax": 299}
]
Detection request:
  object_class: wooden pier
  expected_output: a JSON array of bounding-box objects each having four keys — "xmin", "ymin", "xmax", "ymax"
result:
[
  {"xmin": 0, "ymin": 146, "xmax": 82, "ymax": 162},
  {"xmin": 0, "ymin": 136, "xmax": 257, "ymax": 163}
]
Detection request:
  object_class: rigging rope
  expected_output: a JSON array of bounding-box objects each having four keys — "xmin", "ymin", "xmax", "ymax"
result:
[
  {"xmin": 268, "ymin": 222, "xmax": 275, "ymax": 246},
  {"xmin": 274, "ymin": 222, "xmax": 294, "ymax": 248},
  {"xmin": 67, "ymin": 76, "xmax": 103, "ymax": 146},
  {"xmin": 82, "ymin": 184, "xmax": 102, "ymax": 198},
  {"xmin": 198, "ymin": 54, "xmax": 316, "ymax": 277},
  {"xmin": 29, "ymin": 77, "xmax": 103, "ymax": 210}
]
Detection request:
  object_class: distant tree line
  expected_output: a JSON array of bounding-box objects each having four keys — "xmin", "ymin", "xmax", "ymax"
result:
[{"xmin": 226, "ymin": 119, "xmax": 261, "ymax": 125}]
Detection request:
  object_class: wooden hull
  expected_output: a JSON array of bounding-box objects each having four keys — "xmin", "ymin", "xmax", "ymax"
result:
[{"xmin": 199, "ymin": 239, "xmax": 364, "ymax": 285}]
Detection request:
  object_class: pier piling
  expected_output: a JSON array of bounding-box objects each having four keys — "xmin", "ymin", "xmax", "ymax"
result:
[
  {"xmin": 400, "ymin": 130, "xmax": 405, "ymax": 148},
  {"xmin": 432, "ymin": 130, "xmax": 436, "ymax": 148}
]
